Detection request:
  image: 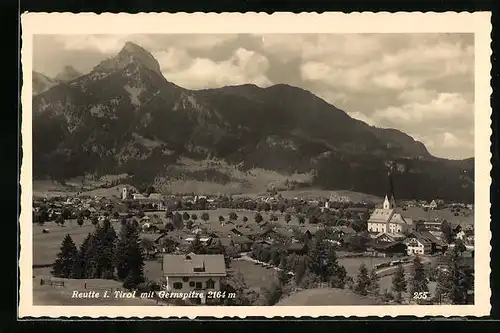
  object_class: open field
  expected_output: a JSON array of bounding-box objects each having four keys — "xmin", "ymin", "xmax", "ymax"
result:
[
  {"xmin": 276, "ymin": 288, "xmax": 381, "ymax": 305},
  {"xmin": 33, "ymin": 276, "xmax": 161, "ymax": 306},
  {"xmin": 403, "ymin": 207, "xmax": 474, "ymax": 226},
  {"xmin": 338, "ymin": 256, "xmax": 400, "ymax": 278},
  {"xmin": 231, "ymin": 260, "xmax": 278, "ymax": 289},
  {"xmin": 32, "ymin": 221, "xmax": 111, "ymax": 266}
]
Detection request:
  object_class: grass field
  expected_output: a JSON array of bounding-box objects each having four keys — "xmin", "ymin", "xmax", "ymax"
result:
[
  {"xmin": 230, "ymin": 260, "xmax": 279, "ymax": 289},
  {"xmin": 403, "ymin": 207, "xmax": 474, "ymax": 227},
  {"xmin": 276, "ymin": 288, "xmax": 381, "ymax": 305},
  {"xmin": 338, "ymin": 257, "xmax": 397, "ymax": 278},
  {"xmin": 33, "ymin": 276, "xmax": 161, "ymax": 306},
  {"xmin": 33, "ymin": 221, "xmax": 109, "ymax": 266}
]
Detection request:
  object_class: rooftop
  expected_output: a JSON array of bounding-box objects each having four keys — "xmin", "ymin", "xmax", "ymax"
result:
[{"xmin": 162, "ymin": 253, "xmax": 227, "ymax": 277}]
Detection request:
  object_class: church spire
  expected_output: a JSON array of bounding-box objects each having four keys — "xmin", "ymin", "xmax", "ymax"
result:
[{"xmin": 384, "ymin": 162, "xmax": 396, "ymax": 209}]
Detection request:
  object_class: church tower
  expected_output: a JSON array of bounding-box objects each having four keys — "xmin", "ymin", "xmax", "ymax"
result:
[
  {"xmin": 383, "ymin": 163, "xmax": 396, "ymax": 209},
  {"xmin": 122, "ymin": 187, "xmax": 129, "ymax": 200}
]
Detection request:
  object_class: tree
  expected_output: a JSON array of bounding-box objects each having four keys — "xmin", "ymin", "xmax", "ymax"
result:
[
  {"xmin": 201, "ymin": 212, "xmax": 210, "ymax": 222},
  {"xmin": 297, "ymin": 214, "xmax": 305, "ymax": 225},
  {"xmin": 262, "ymin": 278, "xmax": 284, "ymax": 305},
  {"xmin": 307, "ymin": 234, "xmax": 347, "ymax": 288},
  {"xmin": 191, "ymin": 213, "xmax": 198, "ymax": 221},
  {"xmin": 172, "ymin": 212, "xmax": 184, "ymax": 230},
  {"xmin": 114, "ymin": 221, "xmax": 145, "ymax": 284},
  {"xmin": 165, "ymin": 211, "xmax": 174, "ymax": 220},
  {"xmin": 51, "ymin": 234, "xmax": 78, "ymax": 278},
  {"xmin": 368, "ymin": 269, "xmax": 380, "ymax": 296},
  {"xmin": 354, "ymin": 263, "xmax": 371, "ymax": 296},
  {"xmin": 141, "ymin": 238, "xmax": 156, "ymax": 259},
  {"xmin": 165, "ymin": 222, "xmax": 175, "ymax": 231},
  {"xmin": 391, "ymin": 263, "xmax": 407, "ymax": 303},
  {"xmin": 91, "ymin": 216, "xmax": 99, "ymax": 226},
  {"xmin": 72, "ymin": 233, "xmax": 94, "ymax": 279},
  {"xmin": 254, "ymin": 213, "xmax": 263, "ymax": 224},
  {"xmin": 77, "ymin": 216, "xmax": 84, "ymax": 227},
  {"xmin": 284, "ymin": 213, "xmax": 291, "ymax": 224},
  {"xmin": 242, "ymin": 216, "xmax": 248, "ymax": 223},
  {"xmin": 182, "ymin": 212, "xmax": 190, "ymax": 221},
  {"xmin": 455, "ymin": 239, "xmax": 466, "ymax": 255},
  {"xmin": 435, "ymin": 246, "xmax": 473, "ymax": 304},
  {"xmin": 137, "ymin": 210, "xmax": 145, "ymax": 219},
  {"xmin": 269, "ymin": 213, "xmax": 278, "ymax": 222},
  {"xmin": 55, "ymin": 215, "xmax": 64, "ymax": 227},
  {"xmin": 188, "ymin": 233, "xmax": 206, "ymax": 254},
  {"xmin": 229, "ymin": 211, "xmax": 238, "ymax": 221},
  {"xmin": 409, "ymin": 255, "xmax": 429, "ymax": 298},
  {"xmin": 219, "ymin": 215, "xmax": 225, "ymax": 223},
  {"xmin": 441, "ymin": 220, "xmax": 454, "ymax": 244}
]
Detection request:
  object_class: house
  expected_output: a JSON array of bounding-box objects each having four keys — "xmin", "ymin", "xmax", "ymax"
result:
[
  {"xmin": 428, "ymin": 200, "xmax": 438, "ymax": 210},
  {"xmin": 331, "ymin": 226, "xmax": 356, "ymax": 240},
  {"xmin": 404, "ymin": 231, "xmax": 447, "ymax": 255},
  {"xmin": 371, "ymin": 231, "xmax": 406, "ymax": 243},
  {"xmin": 371, "ymin": 241, "xmax": 407, "ymax": 257},
  {"xmin": 287, "ymin": 242, "xmax": 308, "ymax": 255},
  {"xmin": 404, "ymin": 233, "xmax": 432, "ymax": 255},
  {"xmin": 161, "ymin": 253, "xmax": 227, "ymax": 304},
  {"xmin": 230, "ymin": 235, "xmax": 254, "ymax": 252}
]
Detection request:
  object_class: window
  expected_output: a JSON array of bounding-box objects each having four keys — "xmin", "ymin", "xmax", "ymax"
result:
[
  {"xmin": 195, "ymin": 282, "xmax": 202, "ymax": 289},
  {"xmin": 182, "ymin": 277, "xmax": 189, "ymax": 282},
  {"xmin": 206, "ymin": 279, "xmax": 215, "ymax": 289},
  {"xmin": 189, "ymin": 281, "xmax": 195, "ymax": 287},
  {"xmin": 173, "ymin": 282, "xmax": 183, "ymax": 290}
]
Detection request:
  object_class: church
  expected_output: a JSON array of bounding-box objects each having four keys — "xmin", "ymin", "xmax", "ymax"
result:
[{"xmin": 367, "ymin": 171, "xmax": 413, "ymax": 234}]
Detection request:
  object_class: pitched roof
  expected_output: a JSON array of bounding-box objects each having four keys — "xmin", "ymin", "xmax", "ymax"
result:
[
  {"xmin": 368, "ymin": 209, "xmax": 394, "ymax": 223},
  {"xmin": 162, "ymin": 254, "xmax": 227, "ymax": 277}
]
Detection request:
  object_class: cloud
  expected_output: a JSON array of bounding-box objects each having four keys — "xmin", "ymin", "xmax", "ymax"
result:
[
  {"xmin": 443, "ymin": 132, "xmax": 460, "ymax": 148},
  {"xmin": 160, "ymin": 47, "xmax": 272, "ymax": 89},
  {"xmin": 373, "ymin": 92, "xmax": 472, "ymax": 124}
]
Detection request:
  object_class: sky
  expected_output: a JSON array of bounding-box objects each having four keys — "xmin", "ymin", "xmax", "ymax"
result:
[{"xmin": 33, "ymin": 33, "xmax": 474, "ymax": 159}]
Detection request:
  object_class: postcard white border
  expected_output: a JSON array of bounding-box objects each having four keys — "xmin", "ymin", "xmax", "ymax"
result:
[{"xmin": 19, "ymin": 12, "xmax": 492, "ymax": 318}]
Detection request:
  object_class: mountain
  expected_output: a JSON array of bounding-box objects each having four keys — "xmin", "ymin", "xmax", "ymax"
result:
[
  {"xmin": 32, "ymin": 71, "xmax": 57, "ymax": 95},
  {"xmin": 54, "ymin": 65, "xmax": 83, "ymax": 83},
  {"xmin": 31, "ymin": 42, "xmax": 474, "ymax": 202}
]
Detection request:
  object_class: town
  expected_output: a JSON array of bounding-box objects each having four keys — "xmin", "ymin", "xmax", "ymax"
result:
[{"xmin": 32, "ymin": 172, "xmax": 475, "ymax": 306}]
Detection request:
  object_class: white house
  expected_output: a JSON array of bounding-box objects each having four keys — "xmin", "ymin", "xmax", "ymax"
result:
[
  {"xmin": 161, "ymin": 253, "xmax": 227, "ymax": 304},
  {"xmin": 404, "ymin": 235, "xmax": 431, "ymax": 255}
]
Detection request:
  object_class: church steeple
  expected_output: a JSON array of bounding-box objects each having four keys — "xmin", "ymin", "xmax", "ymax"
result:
[{"xmin": 384, "ymin": 162, "xmax": 396, "ymax": 209}]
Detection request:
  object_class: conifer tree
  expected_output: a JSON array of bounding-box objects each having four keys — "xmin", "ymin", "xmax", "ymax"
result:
[
  {"xmin": 368, "ymin": 268, "xmax": 380, "ymax": 296},
  {"xmin": 354, "ymin": 263, "xmax": 371, "ymax": 296},
  {"xmin": 307, "ymin": 233, "xmax": 347, "ymax": 287},
  {"xmin": 435, "ymin": 246, "xmax": 472, "ymax": 304},
  {"xmin": 188, "ymin": 233, "xmax": 205, "ymax": 254},
  {"xmin": 115, "ymin": 221, "xmax": 145, "ymax": 287},
  {"xmin": 391, "ymin": 263, "xmax": 408, "ymax": 303},
  {"xmin": 94, "ymin": 219, "xmax": 117, "ymax": 278},
  {"xmin": 52, "ymin": 234, "xmax": 78, "ymax": 278},
  {"xmin": 409, "ymin": 255, "xmax": 429, "ymax": 296},
  {"xmin": 72, "ymin": 233, "xmax": 93, "ymax": 278}
]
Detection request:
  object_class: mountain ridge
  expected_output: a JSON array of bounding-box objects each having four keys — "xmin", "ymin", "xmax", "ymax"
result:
[{"xmin": 31, "ymin": 42, "xmax": 474, "ymax": 202}]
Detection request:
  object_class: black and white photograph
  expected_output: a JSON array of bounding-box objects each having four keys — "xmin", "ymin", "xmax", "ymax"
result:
[{"xmin": 19, "ymin": 12, "xmax": 491, "ymax": 317}]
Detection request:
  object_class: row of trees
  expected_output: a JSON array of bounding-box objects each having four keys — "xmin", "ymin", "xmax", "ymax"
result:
[{"xmin": 51, "ymin": 219, "xmax": 146, "ymax": 289}]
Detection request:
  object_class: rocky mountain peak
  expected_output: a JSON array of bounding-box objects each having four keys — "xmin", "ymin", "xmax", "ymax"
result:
[
  {"xmin": 55, "ymin": 65, "xmax": 82, "ymax": 82},
  {"xmin": 93, "ymin": 41, "xmax": 162, "ymax": 76}
]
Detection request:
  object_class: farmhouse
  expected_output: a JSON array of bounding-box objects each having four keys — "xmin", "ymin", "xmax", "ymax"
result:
[
  {"xmin": 371, "ymin": 231, "xmax": 406, "ymax": 243},
  {"xmin": 161, "ymin": 253, "xmax": 227, "ymax": 304},
  {"xmin": 404, "ymin": 233, "xmax": 431, "ymax": 255},
  {"xmin": 371, "ymin": 241, "xmax": 407, "ymax": 257}
]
